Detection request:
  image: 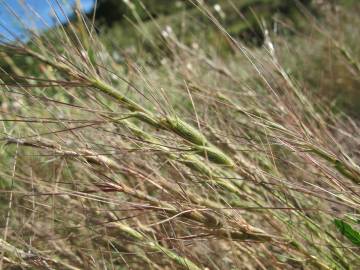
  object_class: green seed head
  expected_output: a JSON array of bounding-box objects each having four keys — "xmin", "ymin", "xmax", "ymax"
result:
[
  {"xmin": 162, "ymin": 116, "xmax": 208, "ymax": 146},
  {"xmin": 194, "ymin": 145, "xmax": 235, "ymax": 167}
]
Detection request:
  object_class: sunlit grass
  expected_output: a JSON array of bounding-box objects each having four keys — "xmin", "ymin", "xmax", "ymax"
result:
[{"xmin": 0, "ymin": 1, "xmax": 359, "ymax": 269}]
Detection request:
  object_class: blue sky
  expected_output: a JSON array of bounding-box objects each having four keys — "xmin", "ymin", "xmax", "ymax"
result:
[{"xmin": 0, "ymin": 0, "xmax": 95, "ymax": 41}]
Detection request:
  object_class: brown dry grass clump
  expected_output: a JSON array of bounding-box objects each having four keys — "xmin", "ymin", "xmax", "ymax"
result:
[{"xmin": 0, "ymin": 1, "xmax": 359, "ymax": 269}]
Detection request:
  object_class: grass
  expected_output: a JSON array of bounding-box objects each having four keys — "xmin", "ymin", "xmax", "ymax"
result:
[{"xmin": 0, "ymin": 1, "xmax": 359, "ymax": 269}]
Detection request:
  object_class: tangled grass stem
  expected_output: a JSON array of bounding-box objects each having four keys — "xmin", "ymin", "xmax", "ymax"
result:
[{"xmin": 113, "ymin": 222, "xmax": 203, "ymax": 270}]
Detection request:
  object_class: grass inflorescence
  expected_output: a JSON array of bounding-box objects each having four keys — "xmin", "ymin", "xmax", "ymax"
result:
[{"xmin": 0, "ymin": 1, "xmax": 359, "ymax": 269}]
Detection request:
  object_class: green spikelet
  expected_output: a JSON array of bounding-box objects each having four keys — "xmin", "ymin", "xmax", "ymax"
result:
[
  {"xmin": 163, "ymin": 116, "xmax": 235, "ymax": 166},
  {"xmin": 194, "ymin": 145, "xmax": 235, "ymax": 167},
  {"xmin": 162, "ymin": 116, "xmax": 207, "ymax": 145}
]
